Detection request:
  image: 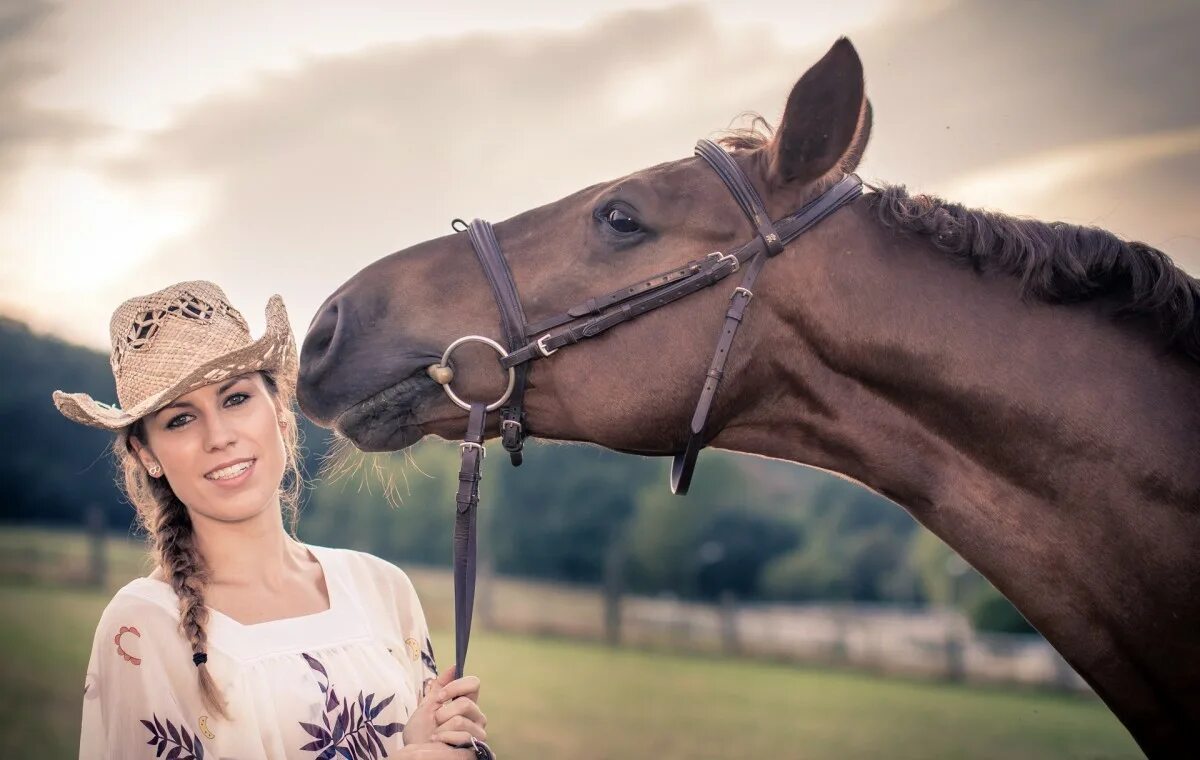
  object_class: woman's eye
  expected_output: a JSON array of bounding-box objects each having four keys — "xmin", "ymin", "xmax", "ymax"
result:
[
  {"xmin": 227, "ymin": 392, "xmax": 250, "ymax": 406},
  {"xmin": 604, "ymin": 207, "xmax": 641, "ymax": 234},
  {"xmin": 166, "ymin": 414, "xmax": 191, "ymax": 430}
]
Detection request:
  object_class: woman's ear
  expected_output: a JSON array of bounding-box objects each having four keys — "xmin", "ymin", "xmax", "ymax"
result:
[
  {"xmin": 766, "ymin": 37, "xmax": 871, "ymax": 188},
  {"xmin": 129, "ymin": 434, "xmax": 161, "ymax": 476}
]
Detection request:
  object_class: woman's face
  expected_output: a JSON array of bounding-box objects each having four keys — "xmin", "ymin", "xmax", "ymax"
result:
[{"xmin": 133, "ymin": 372, "xmax": 287, "ymax": 522}]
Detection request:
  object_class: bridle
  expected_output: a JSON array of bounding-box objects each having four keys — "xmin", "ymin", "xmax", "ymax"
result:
[{"xmin": 433, "ymin": 139, "xmax": 863, "ymax": 680}]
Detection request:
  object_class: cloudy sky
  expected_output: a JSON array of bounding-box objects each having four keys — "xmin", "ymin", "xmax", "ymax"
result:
[{"xmin": 1, "ymin": 0, "xmax": 1196, "ymax": 352}]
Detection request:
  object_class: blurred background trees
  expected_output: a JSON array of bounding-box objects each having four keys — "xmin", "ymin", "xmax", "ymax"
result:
[{"xmin": 0, "ymin": 315, "xmax": 1032, "ymax": 634}]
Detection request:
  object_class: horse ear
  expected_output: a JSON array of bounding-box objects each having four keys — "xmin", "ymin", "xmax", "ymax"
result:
[{"xmin": 766, "ymin": 37, "xmax": 870, "ymax": 187}]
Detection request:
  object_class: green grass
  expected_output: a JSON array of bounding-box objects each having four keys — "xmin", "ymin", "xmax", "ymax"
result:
[
  {"xmin": 0, "ymin": 525, "xmax": 1143, "ymax": 758},
  {"xmin": 0, "ymin": 582, "xmax": 110, "ymax": 755},
  {"xmin": 478, "ymin": 632, "xmax": 1143, "ymax": 759}
]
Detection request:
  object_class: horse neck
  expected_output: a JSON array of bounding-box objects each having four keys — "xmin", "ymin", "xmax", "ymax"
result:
[{"xmin": 712, "ymin": 201, "xmax": 1200, "ymax": 753}]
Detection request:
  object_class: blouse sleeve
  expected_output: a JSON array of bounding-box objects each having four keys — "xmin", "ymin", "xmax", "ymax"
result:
[
  {"xmin": 79, "ymin": 594, "xmax": 210, "ymax": 760},
  {"xmin": 392, "ymin": 567, "xmax": 498, "ymax": 759},
  {"xmin": 392, "ymin": 568, "xmax": 439, "ymax": 703}
]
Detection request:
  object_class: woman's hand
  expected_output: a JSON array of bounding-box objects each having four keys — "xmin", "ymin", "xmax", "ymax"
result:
[
  {"xmin": 396, "ymin": 741, "xmax": 477, "ymax": 759},
  {"xmin": 430, "ymin": 666, "xmax": 487, "ymax": 747},
  {"xmin": 403, "ymin": 665, "xmax": 488, "ymax": 748},
  {"xmin": 403, "ymin": 666, "xmax": 456, "ymax": 746}
]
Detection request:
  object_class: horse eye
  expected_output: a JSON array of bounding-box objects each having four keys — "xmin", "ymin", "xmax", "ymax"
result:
[{"xmin": 605, "ymin": 208, "xmax": 641, "ymax": 234}]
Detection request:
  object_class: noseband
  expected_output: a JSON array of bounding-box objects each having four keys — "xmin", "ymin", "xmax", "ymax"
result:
[{"xmin": 434, "ymin": 139, "xmax": 862, "ymax": 681}]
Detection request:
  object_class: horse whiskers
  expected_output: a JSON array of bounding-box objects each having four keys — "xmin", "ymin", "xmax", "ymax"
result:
[{"xmin": 311, "ymin": 431, "xmax": 455, "ymax": 514}]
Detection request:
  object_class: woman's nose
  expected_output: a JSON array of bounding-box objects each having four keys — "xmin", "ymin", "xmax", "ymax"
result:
[{"xmin": 203, "ymin": 413, "xmax": 238, "ymax": 451}]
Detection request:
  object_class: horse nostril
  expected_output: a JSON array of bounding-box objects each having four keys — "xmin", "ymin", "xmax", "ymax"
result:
[{"xmin": 301, "ymin": 299, "xmax": 339, "ymax": 377}]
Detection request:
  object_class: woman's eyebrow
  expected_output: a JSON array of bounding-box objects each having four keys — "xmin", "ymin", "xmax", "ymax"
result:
[
  {"xmin": 155, "ymin": 377, "xmax": 249, "ymax": 416},
  {"xmin": 215, "ymin": 376, "xmax": 249, "ymax": 395}
]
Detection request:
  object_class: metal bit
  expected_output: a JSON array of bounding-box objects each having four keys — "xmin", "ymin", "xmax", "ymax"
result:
[{"xmin": 427, "ymin": 363, "xmax": 454, "ymax": 385}]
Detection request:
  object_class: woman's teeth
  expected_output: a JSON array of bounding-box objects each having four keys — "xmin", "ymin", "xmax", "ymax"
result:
[{"xmin": 206, "ymin": 460, "xmax": 254, "ymax": 480}]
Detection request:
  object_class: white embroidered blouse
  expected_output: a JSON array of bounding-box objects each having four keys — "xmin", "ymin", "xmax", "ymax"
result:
[{"xmin": 79, "ymin": 542, "xmax": 439, "ymax": 759}]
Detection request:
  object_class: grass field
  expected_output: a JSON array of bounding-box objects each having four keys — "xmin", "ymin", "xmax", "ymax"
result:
[{"xmin": 0, "ymin": 525, "xmax": 1143, "ymax": 758}]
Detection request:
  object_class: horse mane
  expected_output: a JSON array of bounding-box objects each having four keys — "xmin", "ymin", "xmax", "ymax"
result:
[
  {"xmin": 865, "ymin": 185, "xmax": 1200, "ymax": 363},
  {"xmin": 714, "ymin": 112, "xmax": 774, "ymax": 151},
  {"xmin": 712, "ymin": 115, "xmax": 1200, "ymax": 363}
]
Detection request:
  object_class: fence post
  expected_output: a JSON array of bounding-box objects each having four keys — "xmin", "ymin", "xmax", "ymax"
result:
[
  {"xmin": 831, "ymin": 606, "xmax": 850, "ymax": 664},
  {"xmin": 945, "ymin": 555, "xmax": 969, "ymax": 681},
  {"xmin": 718, "ymin": 590, "xmax": 739, "ymax": 655},
  {"xmin": 944, "ymin": 611, "xmax": 967, "ymax": 682},
  {"xmin": 603, "ymin": 538, "xmax": 625, "ymax": 647},
  {"xmin": 87, "ymin": 503, "xmax": 108, "ymax": 589}
]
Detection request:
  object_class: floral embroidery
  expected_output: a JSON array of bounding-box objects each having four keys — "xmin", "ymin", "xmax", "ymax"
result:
[
  {"xmin": 419, "ymin": 637, "xmax": 439, "ymax": 700},
  {"xmin": 140, "ymin": 714, "xmax": 205, "ymax": 758},
  {"xmin": 113, "ymin": 625, "xmax": 142, "ymax": 665},
  {"xmin": 298, "ymin": 652, "xmax": 405, "ymax": 759},
  {"xmin": 420, "ymin": 637, "xmax": 437, "ymax": 676}
]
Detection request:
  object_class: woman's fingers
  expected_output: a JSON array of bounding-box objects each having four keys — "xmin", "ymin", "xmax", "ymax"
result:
[
  {"xmin": 419, "ymin": 666, "xmax": 459, "ymax": 706},
  {"xmin": 435, "ymin": 674, "xmax": 481, "ymax": 703},
  {"xmin": 433, "ymin": 728, "xmax": 487, "ymax": 746},
  {"xmin": 407, "ymin": 742, "xmax": 475, "ymax": 759},
  {"xmin": 434, "ymin": 725, "xmax": 489, "ymax": 749},
  {"xmin": 433, "ymin": 714, "xmax": 487, "ymax": 742},
  {"xmin": 435, "ymin": 696, "xmax": 487, "ymax": 727},
  {"xmin": 436, "ymin": 665, "xmax": 458, "ymax": 686}
]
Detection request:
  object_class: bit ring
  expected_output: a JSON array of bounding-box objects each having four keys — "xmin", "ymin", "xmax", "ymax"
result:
[{"xmin": 437, "ymin": 335, "xmax": 516, "ymax": 412}]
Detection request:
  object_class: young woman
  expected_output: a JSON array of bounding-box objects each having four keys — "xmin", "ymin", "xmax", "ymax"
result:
[{"xmin": 54, "ymin": 280, "xmax": 494, "ymax": 759}]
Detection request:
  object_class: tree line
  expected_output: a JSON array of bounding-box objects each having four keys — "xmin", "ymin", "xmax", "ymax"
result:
[{"xmin": 0, "ymin": 316, "xmax": 1032, "ymax": 632}]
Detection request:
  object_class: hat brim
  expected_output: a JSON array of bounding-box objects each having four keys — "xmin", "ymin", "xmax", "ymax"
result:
[{"xmin": 52, "ymin": 294, "xmax": 298, "ymax": 431}]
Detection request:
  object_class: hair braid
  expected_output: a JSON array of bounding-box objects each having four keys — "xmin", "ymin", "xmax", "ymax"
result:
[{"xmin": 154, "ymin": 494, "xmax": 228, "ymax": 718}]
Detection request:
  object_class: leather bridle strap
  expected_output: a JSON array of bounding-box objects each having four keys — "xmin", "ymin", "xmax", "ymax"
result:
[
  {"xmin": 453, "ymin": 401, "xmax": 487, "ymax": 677},
  {"xmin": 467, "ymin": 220, "xmax": 530, "ymax": 464},
  {"xmin": 694, "ymin": 138, "xmax": 784, "ymax": 255},
  {"xmin": 670, "ymin": 254, "xmax": 768, "ymax": 493},
  {"xmin": 670, "ymin": 139, "xmax": 783, "ymax": 492},
  {"xmin": 498, "ymin": 172, "xmax": 864, "ymax": 369}
]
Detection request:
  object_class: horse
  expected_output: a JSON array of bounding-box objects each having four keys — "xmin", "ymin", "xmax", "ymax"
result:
[{"xmin": 295, "ymin": 38, "xmax": 1200, "ymax": 756}]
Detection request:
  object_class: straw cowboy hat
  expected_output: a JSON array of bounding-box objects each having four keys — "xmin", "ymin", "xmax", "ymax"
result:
[{"xmin": 52, "ymin": 280, "xmax": 298, "ymax": 430}]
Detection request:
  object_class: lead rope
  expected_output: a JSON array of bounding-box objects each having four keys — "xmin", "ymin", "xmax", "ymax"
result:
[
  {"xmin": 451, "ymin": 405, "xmax": 500, "ymax": 757},
  {"xmin": 453, "ymin": 401, "xmax": 487, "ymax": 679}
]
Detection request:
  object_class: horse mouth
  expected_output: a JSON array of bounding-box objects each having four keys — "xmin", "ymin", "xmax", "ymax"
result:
[{"xmin": 334, "ymin": 371, "xmax": 441, "ymax": 452}]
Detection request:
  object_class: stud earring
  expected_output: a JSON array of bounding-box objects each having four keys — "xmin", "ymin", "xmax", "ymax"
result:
[{"xmin": 148, "ymin": 464, "xmax": 161, "ymax": 476}]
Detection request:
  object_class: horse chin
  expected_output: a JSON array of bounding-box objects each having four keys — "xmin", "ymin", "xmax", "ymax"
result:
[
  {"xmin": 333, "ymin": 374, "xmax": 439, "ymax": 452},
  {"xmin": 338, "ymin": 418, "xmax": 426, "ymax": 452}
]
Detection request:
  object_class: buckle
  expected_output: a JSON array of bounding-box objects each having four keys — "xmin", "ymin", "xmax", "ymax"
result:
[
  {"xmin": 706, "ymin": 251, "xmax": 740, "ymax": 273},
  {"xmin": 459, "ymin": 441, "xmax": 486, "ymax": 458},
  {"xmin": 733, "ymin": 286, "xmax": 753, "ymax": 302},
  {"xmin": 501, "ymin": 419, "xmax": 523, "ymax": 432},
  {"xmin": 536, "ymin": 333, "xmax": 558, "ymax": 357}
]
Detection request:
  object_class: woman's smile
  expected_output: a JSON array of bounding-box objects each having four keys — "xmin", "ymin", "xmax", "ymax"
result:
[{"xmin": 204, "ymin": 457, "xmax": 257, "ymax": 487}]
